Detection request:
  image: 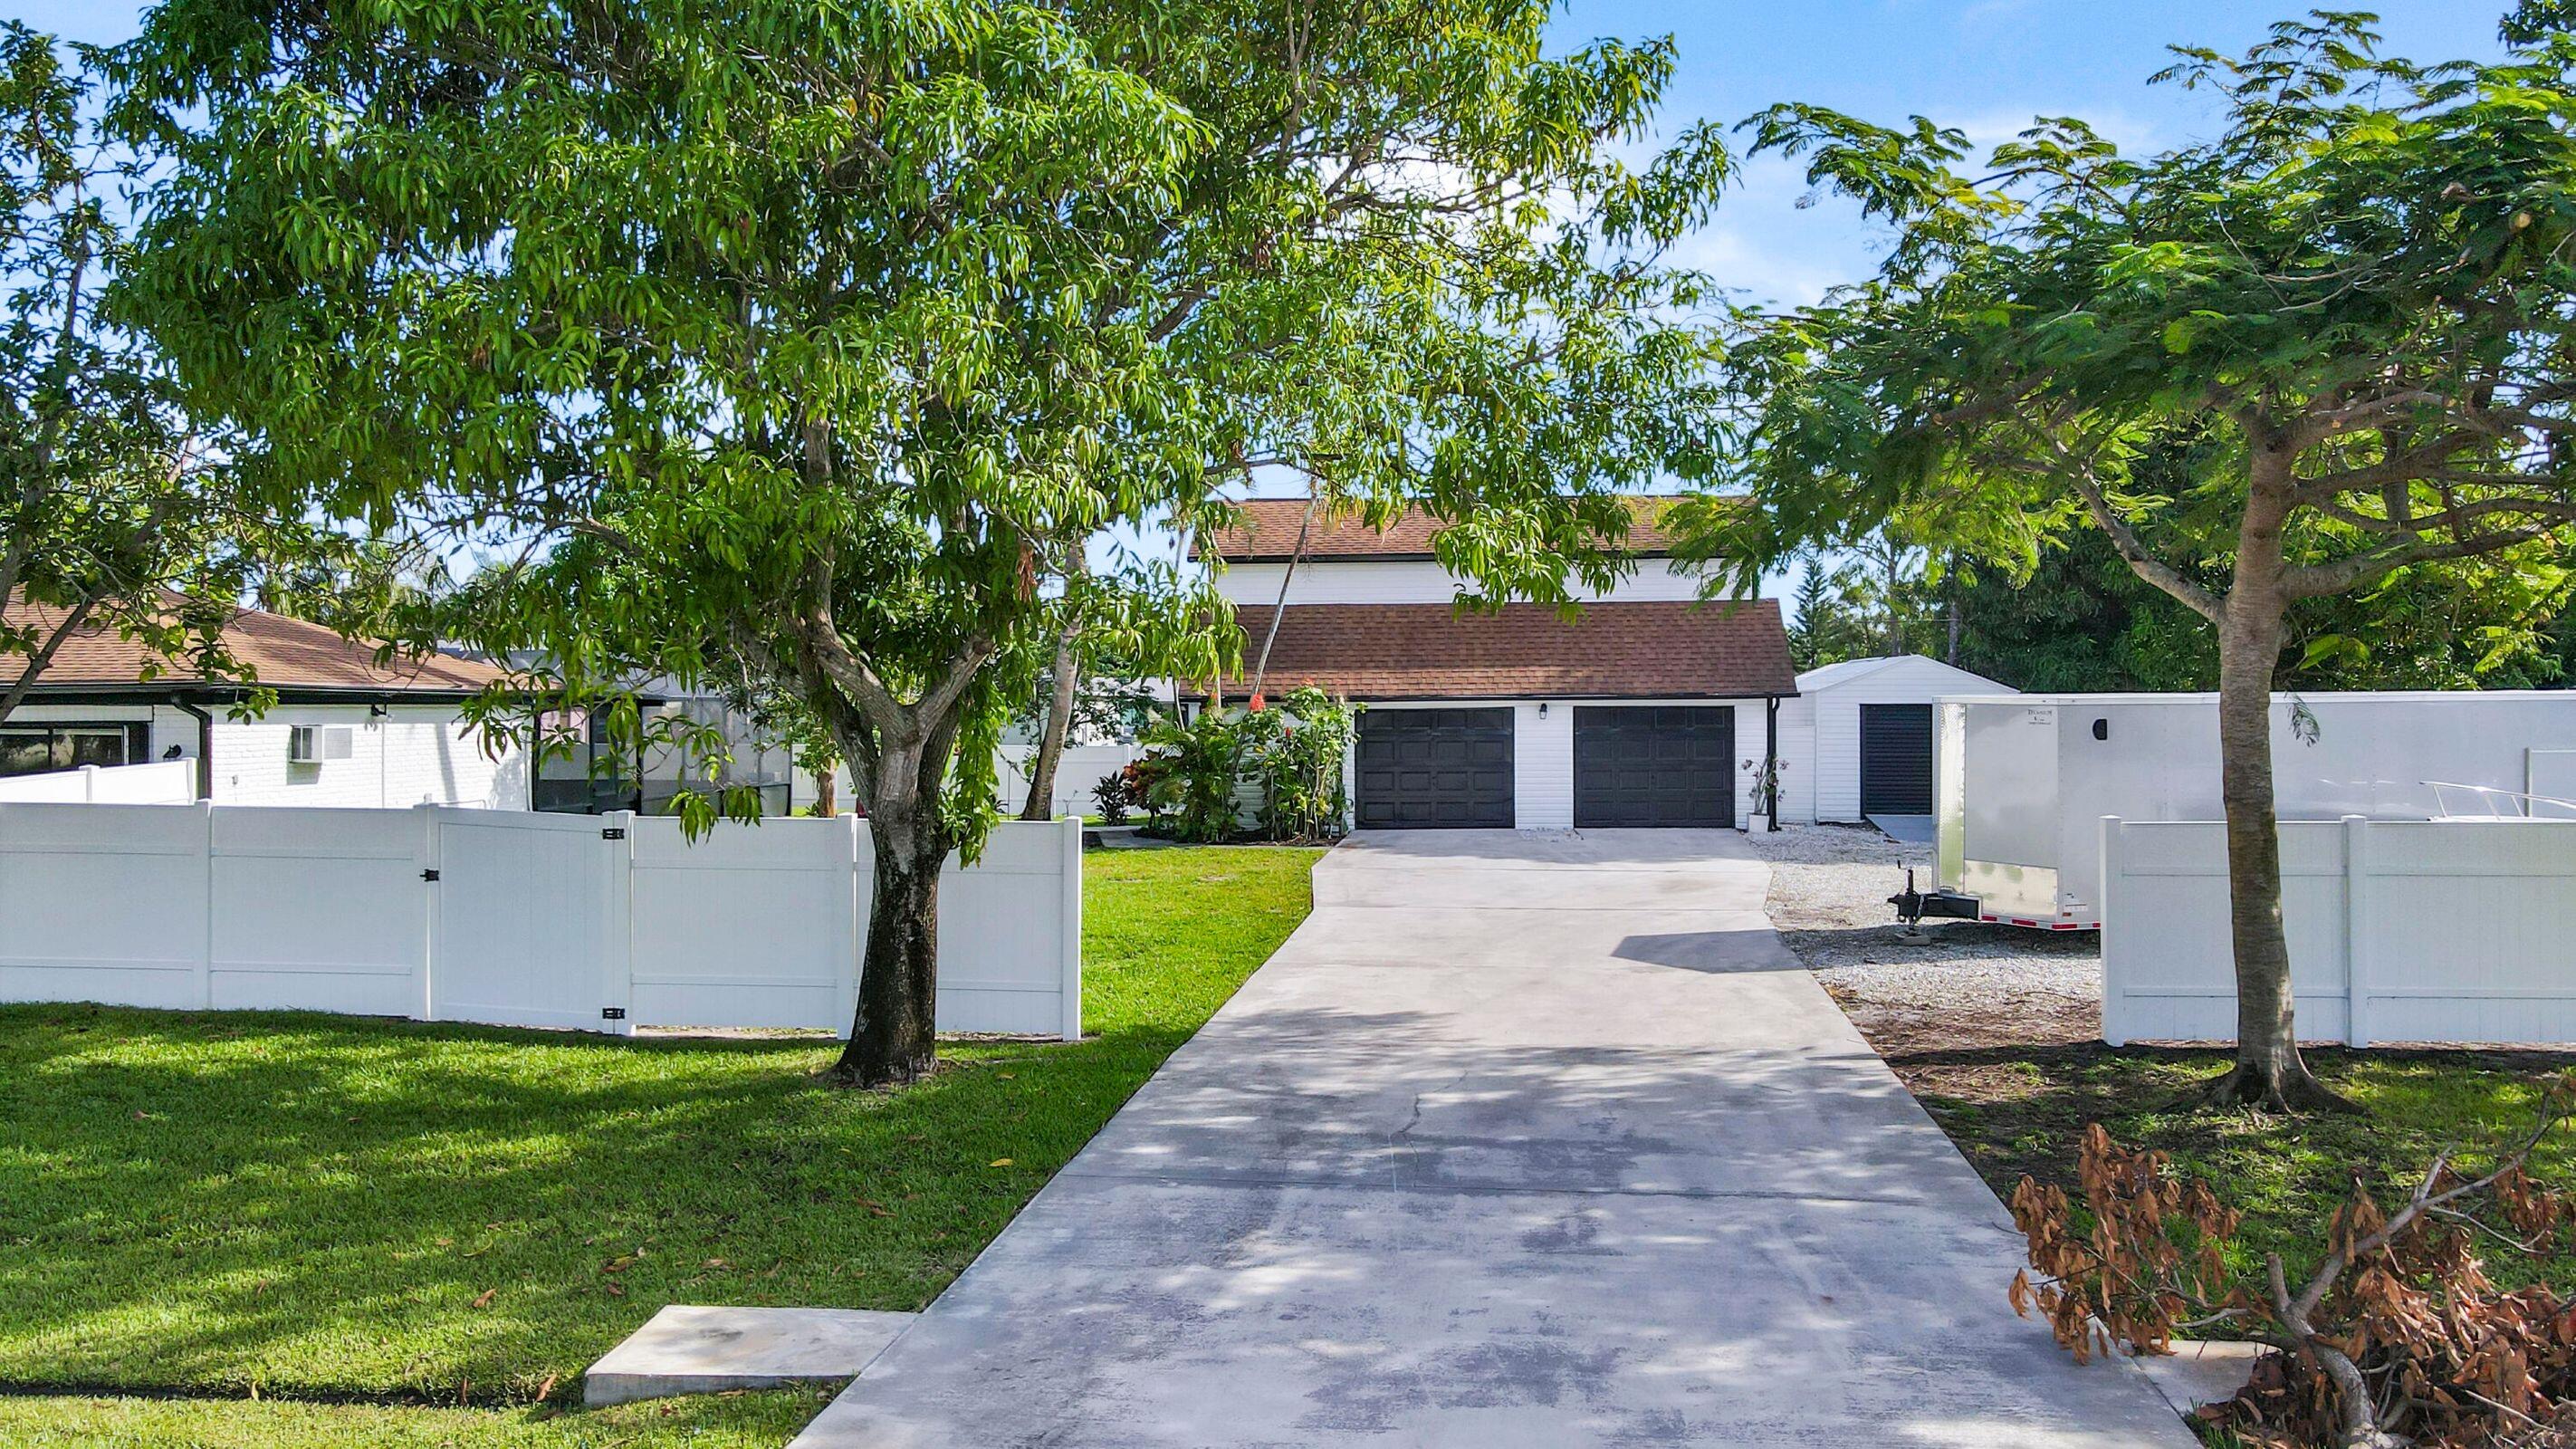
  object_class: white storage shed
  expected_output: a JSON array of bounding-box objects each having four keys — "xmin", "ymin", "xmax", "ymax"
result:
[{"xmin": 1776, "ymin": 656, "xmax": 2016, "ymax": 826}]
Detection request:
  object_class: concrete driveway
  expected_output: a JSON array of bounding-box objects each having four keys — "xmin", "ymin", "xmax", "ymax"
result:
[{"xmin": 794, "ymin": 830, "xmax": 2190, "ymax": 1447}]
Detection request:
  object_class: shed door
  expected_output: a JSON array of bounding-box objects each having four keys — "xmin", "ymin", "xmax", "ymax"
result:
[
  {"xmin": 1859, "ymin": 703, "xmax": 1935, "ymax": 816},
  {"xmin": 1573, "ymin": 707, "xmax": 1734, "ymax": 828},
  {"xmin": 1355, "ymin": 709, "xmax": 1514, "ymax": 829}
]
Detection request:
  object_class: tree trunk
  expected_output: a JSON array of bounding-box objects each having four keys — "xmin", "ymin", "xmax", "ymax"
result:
[
  {"xmin": 1248, "ymin": 488, "xmax": 1322, "ymax": 700},
  {"xmin": 2200, "ymin": 475, "xmax": 2354, "ymax": 1112},
  {"xmin": 1883, "ymin": 542, "xmax": 1903, "ymax": 656},
  {"xmin": 1020, "ymin": 559, "xmax": 1087, "ymax": 820},
  {"xmin": 833, "ymin": 800, "xmax": 948, "ymax": 1086},
  {"xmin": 812, "ymin": 763, "xmax": 836, "ymax": 819},
  {"xmin": 1020, "ymin": 632, "xmax": 1079, "ymax": 820}
]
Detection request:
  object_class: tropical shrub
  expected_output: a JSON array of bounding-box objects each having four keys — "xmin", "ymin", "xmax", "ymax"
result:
[
  {"xmin": 1131, "ymin": 690, "xmax": 1359, "ymax": 843},
  {"xmin": 1090, "ymin": 768, "xmax": 1136, "ymax": 826},
  {"xmin": 1136, "ymin": 710, "xmax": 1246, "ymax": 843},
  {"xmin": 1240, "ymin": 688, "xmax": 1359, "ymax": 843}
]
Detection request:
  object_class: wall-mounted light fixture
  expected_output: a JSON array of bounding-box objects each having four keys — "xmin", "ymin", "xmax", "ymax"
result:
[
  {"xmin": 368, "ymin": 703, "xmax": 391, "ymax": 719},
  {"xmin": 1537, "ymin": 702, "xmax": 1549, "ymax": 717}
]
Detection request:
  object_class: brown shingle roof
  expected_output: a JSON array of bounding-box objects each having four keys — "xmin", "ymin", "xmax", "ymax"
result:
[
  {"xmin": 1201, "ymin": 600, "xmax": 1796, "ymax": 701},
  {"xmin": 1202, "ymin": 496, "xmax": 1685, "ymax": 562},
  {"xmin": 2, "ymin": 593, "xmax": 505, "ymax": 696}
]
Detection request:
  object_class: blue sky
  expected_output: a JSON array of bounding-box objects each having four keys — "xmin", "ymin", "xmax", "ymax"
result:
[
  {"xmin": 23, "ymin": 1, "xmax": 2520, "ymax": 598},
  {"xmin": 28, "ymin": 0, "xmax": 2513, "ymax": 314},
  {"xmin": 1556, "ymin": 1, "xmax": 2511, "ymax": 312}
]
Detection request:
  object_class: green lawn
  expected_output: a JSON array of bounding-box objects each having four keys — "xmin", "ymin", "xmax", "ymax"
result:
[
  {"xmin": 1898, "ymin": 1042, "xmax": 2576, "ymax": 1288},
  {"xmin": 0, "ymin": 846, "xmax": 1321, "ymax": 1442}
]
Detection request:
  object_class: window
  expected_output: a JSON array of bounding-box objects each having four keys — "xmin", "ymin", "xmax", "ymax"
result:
[
  {"xmin": 0, "ymin": 723, "xmax": 149, "ymax": 779},
  {"xmin": 529, "ymin": 702, "xmax": 795, "ymax": 816}
]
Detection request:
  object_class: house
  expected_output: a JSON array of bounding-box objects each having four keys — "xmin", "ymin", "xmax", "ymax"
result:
[
  {"xmin": 1773, "ymin": 655, "xmax": 2016, "ymax": 826},
  {"xmin": 2, "ymin": 594, "xmax": 529, "ymax": 809},
  {"xmin": 1194, "ymin": 498, "xmax": 1800, "ymax": 830},
  {"xmin": 526, "ymin": 673, "xmax": 799, "ymax": 816}
]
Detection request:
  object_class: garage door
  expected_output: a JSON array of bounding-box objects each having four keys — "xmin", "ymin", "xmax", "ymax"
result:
[
  {"xmin": 1355, "ymin": 709, "xmax": 1514, "ymax": 829},
  {"xmin": 1859, "ymin": 703, "xmax": 1935, "ymax": 816},
  {"xmin": 1573, "ymin": 707, "xmax": 1734, "ymax": 828}
]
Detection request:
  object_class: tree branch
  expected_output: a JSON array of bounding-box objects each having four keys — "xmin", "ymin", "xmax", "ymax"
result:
[
  {"xmin": 0, "ymin": 591, "xmax": 100, "ymax": 722},
  {"xmin": 2065, "ymin": 463, "xmax": 2225, "ymax": 622}
]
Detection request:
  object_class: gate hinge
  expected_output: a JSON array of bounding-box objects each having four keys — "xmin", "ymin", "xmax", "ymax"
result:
[
  {"xmin": 419, "ymin": 868, "xmax": 441, "ymax": 882},
  {"xmin": 601, "ymin": 1006, "xmax": 627, "ymax": 1021},
  {"xmin": 600, "ymin": 827, "xmax": 627, "ymax": 840}
]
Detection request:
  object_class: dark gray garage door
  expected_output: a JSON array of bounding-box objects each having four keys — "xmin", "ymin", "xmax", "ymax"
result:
[
  {"xmin": 1573, "ymin": 706, "xmax": 1734, "ymax": 828},
  {"xmin": 1355, "ymin": 708, "xmax": 1514, "ymax": 829},
  {"xmin": 1859, "ymin": 703, "xmax": 1935, "ymax": 816}
]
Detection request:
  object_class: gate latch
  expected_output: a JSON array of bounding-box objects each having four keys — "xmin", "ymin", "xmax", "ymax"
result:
[
  {"xmin": 601, "ymin": 827, "xmax": 627, "ymax": 840},
  {"xmin": 601, "ymin": 1007, "xmax": 627, "ymax": 1021},
  {"xmin": 419, "ymin": 868, "xmax": 441, "ymax": 882}
]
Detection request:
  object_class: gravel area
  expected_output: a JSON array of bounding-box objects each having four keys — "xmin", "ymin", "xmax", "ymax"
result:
[{"xmin": 1741, "ymin": 823, "xmax": 2101, "ymax": 1048}]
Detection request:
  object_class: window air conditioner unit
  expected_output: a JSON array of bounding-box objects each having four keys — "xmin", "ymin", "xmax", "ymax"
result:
[{"xmin": 288, "ymin": 724, "xmax": 355, "ymax": 763}]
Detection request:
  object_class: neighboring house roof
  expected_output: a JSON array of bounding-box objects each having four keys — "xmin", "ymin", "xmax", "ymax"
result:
[
  {"xmin": 3, "ymin": 593, "xmax": 505, "ymax": 699},
  {"xmin": 1201, "ymin": 496, "xmax": 1687, "ymax": 562},
  {"xmin": 1200, "ymin": 600, "xmax": 1797, "ymax": 701},
  {"xmin": 1794, "ymin": 654, "xmax": 2014, "ymax": 695}
]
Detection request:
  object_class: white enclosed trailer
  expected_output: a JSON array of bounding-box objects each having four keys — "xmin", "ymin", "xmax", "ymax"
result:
[{"xmin": 1901, "ymin": 691, "xmax": 2576, "ymax": 930}]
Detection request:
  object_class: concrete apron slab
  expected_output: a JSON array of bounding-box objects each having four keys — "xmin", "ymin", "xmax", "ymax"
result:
[
  {"xmin": 583, "ymin": 1305, "xmax": 915, "ymax": 1406},
  {"xmin": 794, "ymin": 828, "xmax": 2194, "ymax": 1447}
]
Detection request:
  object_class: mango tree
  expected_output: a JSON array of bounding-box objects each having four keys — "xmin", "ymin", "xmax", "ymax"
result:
[{"xmin": 114, "ymin": 0, "xmax": 1730, "ymax": 1084}]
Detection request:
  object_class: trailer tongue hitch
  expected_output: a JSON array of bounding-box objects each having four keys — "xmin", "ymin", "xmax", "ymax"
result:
[{"xmin": 1888, "ymin": 867, "xmax": 1980, "ymax": 942}]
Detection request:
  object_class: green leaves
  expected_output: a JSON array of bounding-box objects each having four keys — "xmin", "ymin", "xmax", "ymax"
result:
[
  {"xmin": 112, "ymin": 0, "xmax": 1734, "ymax": 1066},
  {"xmin": 0, "ymin": 23, "xmax": 373, "ymax": 717},
  {"xmin": 1701, "ymin": 8, "xmax": 2576, "ymax": 677}
]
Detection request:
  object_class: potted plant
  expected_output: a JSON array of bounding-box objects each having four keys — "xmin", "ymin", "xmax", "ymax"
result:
[{"xmin": 1743, "ymin": 755, "xmax": 1782, "ymax": 833}]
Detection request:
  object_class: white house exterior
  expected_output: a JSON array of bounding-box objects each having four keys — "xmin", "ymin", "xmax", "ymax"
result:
[
  {"xmin": 1197, "ymin": 499, "xmax": 1800, "ymax": 830},
  {"xmin": 3, "ymin": 595, "xmax": 529, "ymax": 810},
  {"xmin": 1777, "ymin": 655, "xmax": 2016, "ymax": 824}
]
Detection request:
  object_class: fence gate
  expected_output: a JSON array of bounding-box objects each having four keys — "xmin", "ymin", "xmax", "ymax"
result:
[{"xmin": 426, "ymin": 809, "xmax": 633, "ymax": 1032}]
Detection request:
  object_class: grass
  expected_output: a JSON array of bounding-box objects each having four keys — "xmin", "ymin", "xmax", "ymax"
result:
[
  {"xmin": 0, "ymin": 846, "xmax": 1321, "ymax": 1441},
  {"xmin": 1892, "ymin": 1041, "xmax": 2576, "ymax": 1289}
]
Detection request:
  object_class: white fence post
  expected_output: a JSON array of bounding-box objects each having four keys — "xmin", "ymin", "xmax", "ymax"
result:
[
  {"xmin": 415, "ymin": 803, "xmax": 441, "ymax": 1021},
  {"xmin": 2342, "ymin": 814, "xmax": 2370, "ymax": 1049},
  {"xmin": 2098, "ymin": 815, "xmax": 2124, "ymax": 1047},
  {"xmin": 1058, "ymin": 816, "xmax": 1084, "ymax": 1041},
  {"xmin": 602, "ymin": 810, "xmax": 637, "ymax": 1036}
]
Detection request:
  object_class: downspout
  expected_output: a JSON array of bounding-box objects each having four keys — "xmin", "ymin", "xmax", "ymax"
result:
[
  {"xmin": 170, "ymin": 695, "xmax": 215, "ymax": 801},
  {"xmin": 1764, "ymin": 696, "xmax": 1782, "ymax": 833}
]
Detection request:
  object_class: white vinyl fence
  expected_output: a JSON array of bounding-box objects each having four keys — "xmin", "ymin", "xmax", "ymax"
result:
[
  {"xmin": 997, "ymin": 743, "xmax": 1145, "ymax": 820},
  {"xmin": 0, "ymin": 804, "xmax": 1080, "ymax": 1039},
  {"xmin": 2101, "ymin": 815, "xmax": 2576, "ymax": 1046},
  {"xmin": 0, "ymin": 761, "xmax": 196, "ymax": 804}
]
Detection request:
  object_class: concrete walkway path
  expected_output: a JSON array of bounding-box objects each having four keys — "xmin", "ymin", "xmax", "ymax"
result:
[{"xmin": 795, "ymin": 830, "xmax": 2191, "ymax": 1447}]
